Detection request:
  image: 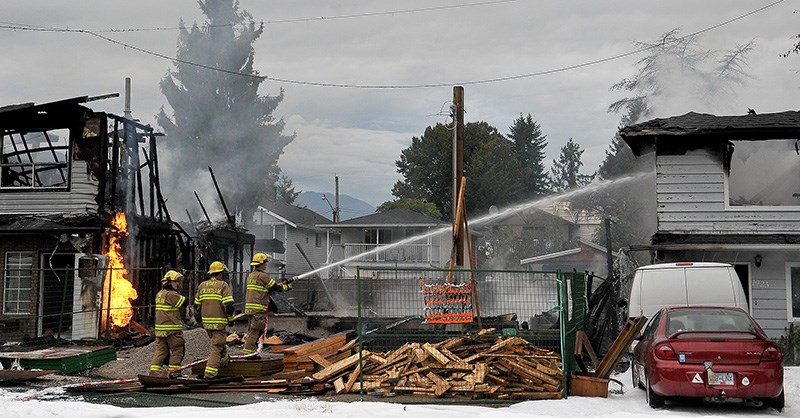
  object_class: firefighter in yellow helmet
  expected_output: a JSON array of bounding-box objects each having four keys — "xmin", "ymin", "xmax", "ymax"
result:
[
  {"xmin": 149, "ymin": 270, "xmax": 186, "ymax": 376},
  {"xmin": 242, "ymin": 252, "xmax": 291, "ymax": 355},
  {"xmin": 194, "ymin": 261, "xmax": 235, "ymax": 379}
]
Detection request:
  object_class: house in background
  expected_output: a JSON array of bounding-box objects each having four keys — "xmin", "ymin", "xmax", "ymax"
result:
[
  {"xmin": 317, "ymin": 208, "xmax": 449, "ymax": 278},
  {"xmin": 248, "ymin": 200, "xmax": 342, "ymax": 312},
  {"xmin": 620, "ymin": 110, "xmax": 800, "ymax": 338},
  {"xmin": 520, "ymin": 239, "xmax": 615, "ymax": 279},
  {"xmin": 250, "ymin": 200, "xmax": 338, "ymax": 277},
  {"xmin": 538, "ymin": 201, "xmax": 602, "ymax": 243},
  {"xmin": 474, "ymin": 206, "xmax": 587, "ymax": 270}
]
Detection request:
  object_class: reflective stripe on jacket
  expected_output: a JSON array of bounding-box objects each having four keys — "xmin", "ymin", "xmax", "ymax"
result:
[
  {"xmin": 194, "ymin": 278, "xmax": 234, "ymax": 330},
  {"xmin": 244, "ymin": 270, "xmax": 275, "ymax": 314},
  {"xmin": 154, "ymin": 289, "xmax": 185, "ymax": 337}
]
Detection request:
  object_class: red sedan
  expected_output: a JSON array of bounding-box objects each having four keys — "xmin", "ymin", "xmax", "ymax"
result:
[{"xmin": 631, "ymin": 306, "xmax": 783, "ymax": 411}]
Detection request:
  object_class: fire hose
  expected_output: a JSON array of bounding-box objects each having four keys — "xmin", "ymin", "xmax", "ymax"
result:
[{"xmin": 15, "ymin": 352, "xmax": 258, "ymax": 401}]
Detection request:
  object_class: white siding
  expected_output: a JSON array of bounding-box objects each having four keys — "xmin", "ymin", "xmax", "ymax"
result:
[
  {"xmin": 0, "ymin": 161, "xmax": 98, "ymax": 214},
  {"xmin": 656, "ymin": 151, "xmax": 800, "ymax": 234},
  {"xmin": 284, "ymin": 227, "xmax": 329, "ymax": 276}
]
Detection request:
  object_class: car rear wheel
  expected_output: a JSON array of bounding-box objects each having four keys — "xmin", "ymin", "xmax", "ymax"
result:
[
  {"xmin": 645, "ymin": 374, "xmax": 665, "ymax": 408},
  {"xmin": 763, "ymin": 389, "xmax": 784, "ymax": 412}
]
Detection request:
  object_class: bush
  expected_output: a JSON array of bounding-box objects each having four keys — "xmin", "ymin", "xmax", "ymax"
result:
[{"xmin": 777, "ymin": 324, "xmax": 800, "ymax": 366}]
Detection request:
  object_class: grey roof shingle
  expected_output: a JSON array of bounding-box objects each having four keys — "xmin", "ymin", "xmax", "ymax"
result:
[
  {"xmin": 320, "ymin": 208, "xmax": 445, "ymax": 227},
  {"xmin": 620, "ymin": 111, "xmax": 800, "ymax": 155},
  {"xmin": 260, "ymin": 200, "xmax": 331, "ymax": 229}
]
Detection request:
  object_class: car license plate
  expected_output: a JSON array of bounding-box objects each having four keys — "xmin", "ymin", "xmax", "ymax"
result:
[{"xmin": 708, "ymin": 372, "xmax": 734, "ymax": 386}]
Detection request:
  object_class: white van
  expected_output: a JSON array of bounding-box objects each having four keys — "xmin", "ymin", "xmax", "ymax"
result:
[{"xmin": 627, "ymin": 262, "xmax": 748, "ymax": 319}]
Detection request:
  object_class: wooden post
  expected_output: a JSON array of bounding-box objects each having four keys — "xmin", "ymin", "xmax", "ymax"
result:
[
  {"xmin": 208, "ymin": 166, "xmax": 235, "ymax": 227},
  {"xmin": 453, "ymin": 86, "xmax": 465, "ymax": 266}
]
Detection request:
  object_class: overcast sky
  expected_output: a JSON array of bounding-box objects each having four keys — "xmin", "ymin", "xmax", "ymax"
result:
[{"xmin": 0, "ymin": 1, "xmax": 797, "ymax": 208}]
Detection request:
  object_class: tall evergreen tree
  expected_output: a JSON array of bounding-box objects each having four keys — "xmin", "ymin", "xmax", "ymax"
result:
[
  {"xmin": 508, "ymin": 114, "xmax": 549, "ymax": 198},
  {"xmin": 550, "ymin": 138, "xmax": 595, "ymax": 192},
  {"xmin": 597, "ymin": 100, "xmax": 650, "ymax": 180},
  {"xmin": 156, "ymin": 0, "xmax": 295, "ymax": 224}
]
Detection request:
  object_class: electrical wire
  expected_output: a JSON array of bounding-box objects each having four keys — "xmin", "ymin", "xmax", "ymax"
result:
[
  {"xmin": 84, "ymin": 0, "xmax": 523, "ymax": 32},
  {"xmin": 0, "ymin": 0, "xmax": 785, "ymax": 89}
]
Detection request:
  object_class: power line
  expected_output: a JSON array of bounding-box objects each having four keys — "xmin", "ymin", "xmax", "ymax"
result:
[
  {"xmin": 0, "ymin": 0, "xmax": 785, "ymax": 89},
  {"xmin": 0, "ymin": 1, "xmax": 522, "ymax": 34},
  {"xmin": 90, "ymin": 0, "xmax": 522, "ymax": 32}
]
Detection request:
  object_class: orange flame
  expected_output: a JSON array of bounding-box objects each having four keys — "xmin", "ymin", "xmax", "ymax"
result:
[{"xmin": 101, "ymin": 212, "xmax": 138, "ymax": 330}]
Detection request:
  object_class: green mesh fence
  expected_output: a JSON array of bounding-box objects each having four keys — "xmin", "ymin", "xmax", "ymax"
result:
[{"xmin": 355, "ymin": 267, "xmax": 586, "ymax": 399}]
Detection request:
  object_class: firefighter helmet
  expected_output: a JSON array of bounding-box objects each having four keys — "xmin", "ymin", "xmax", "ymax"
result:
[
  {"xmin": 250, "ymin": 252, "xmax": 269, "ymax": 266},
  {"xmin": 207, "ymin": 261, "xmax": 228, "ymax": 274},
  {"xmin": 161, "ymin": 270, "xmax": 184, "ymax": 284}
]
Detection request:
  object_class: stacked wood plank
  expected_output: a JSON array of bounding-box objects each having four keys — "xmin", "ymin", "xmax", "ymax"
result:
[
  {"xmin": 593, "ymin": 316, "xmax": 646, "ymax": 379},
  {"xmin": 278, "ymin": 331, "xmax": 355, "ymax": 374},
  {"xmin": 311, "ymin": 331, "xmax": 564, "ymax": 400},
  {"xmin": 190, "ymin": 353, "xmax": 284, "ymax": 378}
]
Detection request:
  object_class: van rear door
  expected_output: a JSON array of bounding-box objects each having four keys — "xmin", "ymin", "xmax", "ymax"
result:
[
  {"xmin": 639, "ymin": 268, "xmax": 687, "ymax": 317},
  {"xmin": 686, "ymin": 267, "xmax": 737, "ymax": 307}
]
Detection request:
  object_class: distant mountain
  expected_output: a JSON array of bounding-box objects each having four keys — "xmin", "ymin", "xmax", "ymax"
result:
[{"xmin": 295, "ymin": 191, "xmax": 376, "ymax": 221}]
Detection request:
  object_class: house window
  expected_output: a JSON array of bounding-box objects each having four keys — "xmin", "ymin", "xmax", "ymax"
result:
[
  {"xmin": 787, "ymin": 263, "xmax": 800, "ymax": 321},
  {"xmin": 364, "ymin": 229, "xmax": 392, "ymax": 245},
  {"xmin": 728, "ymin": 140, "xmax": 800, "ymax": 207},
  {"xmin": 1, "ymin": 128, "xmax": 71, "ymax": 190},
  {"xmin": 4, "ymin": 251, "xmax": 33, "ymax": 314},
  {"xmin": 315, "ymin": 233, "xmax": 322, "ymax": 248}
]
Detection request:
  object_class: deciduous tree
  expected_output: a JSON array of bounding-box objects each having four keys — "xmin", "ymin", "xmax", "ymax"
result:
[
  {"xmin": 392, "ymin": 122, "xmax": 510, "ymax": 219},
  {"xmin": 376, "ymin": 198, "xmax": 442, "ymax": 219}
]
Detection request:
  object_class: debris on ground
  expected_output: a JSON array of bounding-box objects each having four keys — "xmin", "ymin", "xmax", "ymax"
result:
[
  {"xmin": 65, "ymin": 328, "xmax": 563, "ymax": 400},
  {"xmin": 311, "ymin": 329, "xmax": 563, "ymax": 399}
]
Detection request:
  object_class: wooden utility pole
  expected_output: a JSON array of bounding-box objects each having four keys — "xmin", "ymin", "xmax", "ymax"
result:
[
  {"xmin": 605, "ymin": 218, "xmax": 613, "ymax": 278},
  {"xmin": 453, "ymin": 86, "xmax": 465, "ymax": 266}
]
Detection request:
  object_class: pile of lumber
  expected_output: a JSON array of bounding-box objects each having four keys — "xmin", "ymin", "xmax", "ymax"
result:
[
  {"xmin": 278, "ymin": 331, "xmax": 356, "ymax": 374},
  {"xmin": 312, "ymin": 331, "xmax": 563, "ymax": 400},
  {"xmin": 190, "ymin": 353, "xmax": 284, "ymax": 378}
]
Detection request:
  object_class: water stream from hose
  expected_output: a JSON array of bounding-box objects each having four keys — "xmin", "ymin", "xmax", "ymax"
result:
[{"xmin": 296, "ymin": 172, "xmax": 648, "ymax": 280}]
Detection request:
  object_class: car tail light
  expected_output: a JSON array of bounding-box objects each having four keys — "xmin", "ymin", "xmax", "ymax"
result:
[
  {"xmin": 761, "ymin": 346, "xmax": 781, "ymax": 362},
  {"xmin": 654, "ymin": 343, "xmax": 677, "ymax": 360}
]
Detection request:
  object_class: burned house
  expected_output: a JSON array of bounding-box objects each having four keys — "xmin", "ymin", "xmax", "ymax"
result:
[
  {"xmin": 0, "ymin": 95, "xmax": 183, "ymax": 342},
  {"xmin": 181, "ymin": 218, "xmax": 254, "ymax": 303},
  {"xmin": 620, "ymin": 110, "xmax": 800, "ymax": 338}
]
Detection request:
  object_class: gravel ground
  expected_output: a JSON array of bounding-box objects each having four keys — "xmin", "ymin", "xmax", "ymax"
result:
[{"xmin": 88, "ymin": 327, "xmax": 247, "ymax": 380}]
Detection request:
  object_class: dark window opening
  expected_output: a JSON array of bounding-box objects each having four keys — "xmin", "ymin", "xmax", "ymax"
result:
[
  {"xmin": 1, "ymin": 128, "xmax": 70, "ymax": 190},
  {"xmin": 728, "ymin": 139, "xmax": 800, "ymax": 207},
  {"xmin": 363, "ymin": 229, "xmax": 392, "ymax": 245}
]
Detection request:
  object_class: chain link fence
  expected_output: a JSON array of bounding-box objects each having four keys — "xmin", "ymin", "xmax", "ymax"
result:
[
  {"xmin": 0, "ymin": 265, "xmax": 258, "ymax": 343},
  {"xmin": 354, "ymin": 267, "xmax": 586, "ymax": 396}
]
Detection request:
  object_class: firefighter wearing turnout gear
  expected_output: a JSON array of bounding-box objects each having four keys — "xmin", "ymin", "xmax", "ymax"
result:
[
  {"xmin": 149, "ymin": 270, "xmax": 186, "ymax": 376},
  {"xmin": 194, "ymin": 261, "xmax": 235, "ymax": 379},
  {"xmin": 242, "ymin": 252, "xmax": 291, "ymax": 355}
]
